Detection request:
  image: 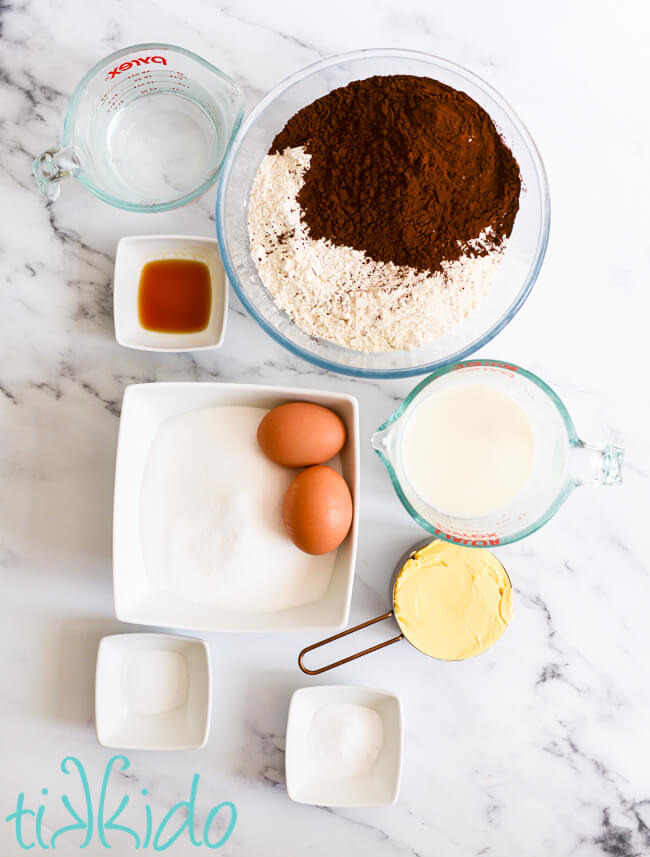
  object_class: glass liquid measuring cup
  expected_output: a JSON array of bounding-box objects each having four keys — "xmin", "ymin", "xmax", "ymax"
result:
[
  {"xmin": 33, "ymin": 43, "xmax": 245, "ymax": 212},
  {"xmin": 371, "ymin": 359, "xmax": 623, "ymax": 547}
]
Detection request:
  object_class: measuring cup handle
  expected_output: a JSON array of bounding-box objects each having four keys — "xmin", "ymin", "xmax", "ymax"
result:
[
  {"xmin": 32, "ymin": 145, "xmax": 78, "ymax": 201},
  {"xmin": 298, "ymin": 612, "xmax": 403, "ymax": 675},
  {"xmin": 569, "ymin": 440, "xmax": 624, "ymax": 487}
]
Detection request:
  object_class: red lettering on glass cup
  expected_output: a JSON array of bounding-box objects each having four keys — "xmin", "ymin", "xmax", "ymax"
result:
[{"xmin": 106, "ymin": 56, "xmax": 167, "ymax": 79}]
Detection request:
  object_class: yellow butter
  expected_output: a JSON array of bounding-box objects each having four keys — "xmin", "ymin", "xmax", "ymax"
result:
[{"xmin": 393, "ymin": 540, "xmax": 512, "ymax": 661}]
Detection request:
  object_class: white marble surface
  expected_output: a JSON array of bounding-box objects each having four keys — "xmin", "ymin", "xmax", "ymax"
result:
[{"xmin": 1, "ymin": 1, "xmax": 649, "ymax": 854}]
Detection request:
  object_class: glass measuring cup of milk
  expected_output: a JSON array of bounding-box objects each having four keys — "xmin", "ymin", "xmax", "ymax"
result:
[
  {"xmin": 371, "ymin": 359, "xmax": 623, "ymax": 546},
  {"xmin": 33, "ymin": 43, "xmax": 244, "ymax": 211}
]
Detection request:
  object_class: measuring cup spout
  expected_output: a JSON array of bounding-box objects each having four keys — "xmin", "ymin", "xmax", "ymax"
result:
[
  {"xmin": 569, "ymin": 441, "xmax": 624, "ymax": 487},
  {"xmin": 371, "ymin": 425, "xmax": 392, "ymax": 456},
  {"xmin": 32, "ymin": 145, "xmax": 79, "ymax": 201}
]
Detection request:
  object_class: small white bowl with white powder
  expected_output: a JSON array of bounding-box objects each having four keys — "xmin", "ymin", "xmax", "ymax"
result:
[
  {"xmin": 285, "ymin": 685, "xmax": 403, "ymax": 806},
  {"xmin": 95, "ymin": 633, "xmax": 211, "ymax": 750}
]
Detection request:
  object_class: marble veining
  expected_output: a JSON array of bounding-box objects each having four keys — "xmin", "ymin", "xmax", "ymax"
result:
[{"xmin": 1, "ymin": 0, "xmax": 649, "ymax": 855}]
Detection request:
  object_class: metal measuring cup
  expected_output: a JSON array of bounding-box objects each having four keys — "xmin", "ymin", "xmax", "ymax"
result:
[{"xmin": 298, "ymin": 538, "xmax": 512, "ymax": 674}]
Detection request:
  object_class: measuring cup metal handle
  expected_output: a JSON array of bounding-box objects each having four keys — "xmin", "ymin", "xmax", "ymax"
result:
[
  {"xmin": 32, "ymin": 145, "xmax": 78, "ymax": 201},
  {"xmin": 298, "ymin": 612, "xmax": 404, "ymax": 675}
]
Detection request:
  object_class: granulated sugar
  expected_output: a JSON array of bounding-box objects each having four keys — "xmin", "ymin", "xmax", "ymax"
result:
[
  {"xmin": 140, "ymin": 405, "xmax": 337, "ymax": 613},
  {"xmin": 248, "ymin": 146, "xmax": 506, "ymax": 353}
]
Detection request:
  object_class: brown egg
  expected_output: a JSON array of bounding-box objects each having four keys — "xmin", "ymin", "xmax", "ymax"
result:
[
  {"xmin": 283, "ymin": 465, "xmax": 353, "ymax": 555},
  {"xmin": 257, "ymin": 402, "xmax": 346, "ymax": 468}
]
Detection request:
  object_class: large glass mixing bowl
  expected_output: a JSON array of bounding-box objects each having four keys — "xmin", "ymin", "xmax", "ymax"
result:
[{"xmin": 216, "ymin": 49, "xmax": 550, "ymax": 378}]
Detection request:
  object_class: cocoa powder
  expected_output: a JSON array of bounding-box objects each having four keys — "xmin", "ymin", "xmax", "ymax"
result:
[{"xmin": 270, "ymin": 75, "xmax": 521, "ymax": 274}]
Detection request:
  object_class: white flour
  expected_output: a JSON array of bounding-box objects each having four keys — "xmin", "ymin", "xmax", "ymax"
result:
[
  {"xmin": 248, "ymin": 146, "xmax": 506, "ymax": 353},
  {"xmin": 140, "ymin": 405, "xmax": 337, "ymax": 613}
]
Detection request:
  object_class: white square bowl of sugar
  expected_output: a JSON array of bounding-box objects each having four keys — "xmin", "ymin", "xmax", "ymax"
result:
[
  {"xmin": 113, "ymin": 382, "xmax": 359, "ymax": 632},
  {"xmin": 95, "ymin": 633, "xmax": 211, "ymax": 750},
  {"xmin": 285, "ymin": 685, "xmax": 403, "ymax": 807}
]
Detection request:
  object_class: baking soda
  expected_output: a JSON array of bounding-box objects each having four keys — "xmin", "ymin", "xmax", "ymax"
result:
[
  {"xmin": 308, "ymin": 703, "xmax": 385, "ymax": 779},
  {"xmin": 124, "ymin": 650, "xmax": 189, "ymax": 715}
]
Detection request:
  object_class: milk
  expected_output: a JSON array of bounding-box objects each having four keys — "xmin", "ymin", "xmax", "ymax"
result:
[{"xmin": 403, "ymin": 385, "xmax": 535, "ymax": 519}]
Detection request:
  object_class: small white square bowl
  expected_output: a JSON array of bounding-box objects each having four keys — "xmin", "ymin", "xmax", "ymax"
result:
[
  {"xmin": 285, "ymin": 685, "xmax": 403, "ymax": 807},
  {"xmin": 113, "ymin": 382, "xmax": 359, "ymax": 632},
  {"xmin": 113, "ymin": 235, "xmax": 227, "ymax": 351},
  {"xmin": 95, "ymin": 633, "xmax": 211, "ymax": 750}
]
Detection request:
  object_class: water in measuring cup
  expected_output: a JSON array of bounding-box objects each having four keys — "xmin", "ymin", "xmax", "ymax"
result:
[{"xmin": 105, "ymin": 92, "xmax": 219, "ymax": 204}]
